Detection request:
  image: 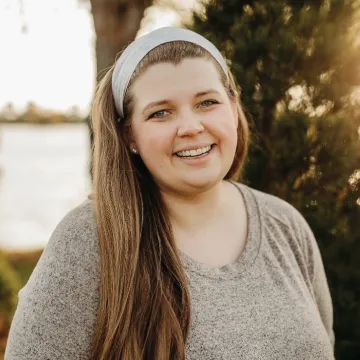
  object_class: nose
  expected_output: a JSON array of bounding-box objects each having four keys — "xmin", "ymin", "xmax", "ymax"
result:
[{"xmin": 176, "ymin": 110, "xmax": 205, "ymax": 137}]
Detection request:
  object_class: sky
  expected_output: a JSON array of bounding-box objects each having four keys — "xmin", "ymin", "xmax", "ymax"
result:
[{"xmin": 0, "ymin": 0, "xmax": 196, "ymax": 115}]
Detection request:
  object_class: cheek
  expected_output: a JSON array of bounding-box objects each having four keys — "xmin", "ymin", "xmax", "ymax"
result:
[
  {"xmin": 136, "ymin": 124, "xmax": 176, "ymax": 158},
  {"xmin": 205, "ymin": 109, "xmax": 238, "ymax": 144}
]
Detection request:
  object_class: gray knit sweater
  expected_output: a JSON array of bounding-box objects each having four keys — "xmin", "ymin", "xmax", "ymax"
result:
[{"xmin": 5, "ymin": 183, "xmax": 335, "ymax": 359}]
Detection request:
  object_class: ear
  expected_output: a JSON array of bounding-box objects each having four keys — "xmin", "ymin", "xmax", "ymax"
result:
[
  {"xmin": 124, "ymin": 124, "xmax": 137, "ymax": 151},
  {"xmin": 129, "ymin": 141, "xmax": 137, "ymax": 152}
]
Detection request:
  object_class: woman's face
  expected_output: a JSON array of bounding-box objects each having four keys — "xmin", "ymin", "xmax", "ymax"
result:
[{"xmin": 129, "ymin": 57, "xmax": 238, "ymax": 195}]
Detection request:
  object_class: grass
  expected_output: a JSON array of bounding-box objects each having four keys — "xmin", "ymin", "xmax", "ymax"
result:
[
  {"xmin": 5, "ymin": 249, "xmax": 43, "ymax": 286},
  {"xmin": 0, "ymin": 249, "xmax": 43, "ymax": 358}
]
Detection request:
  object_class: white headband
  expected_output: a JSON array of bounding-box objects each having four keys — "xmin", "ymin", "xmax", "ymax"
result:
[{"xmin": 111, "ymin": 27, "xmax": 229, "ymax": 118}]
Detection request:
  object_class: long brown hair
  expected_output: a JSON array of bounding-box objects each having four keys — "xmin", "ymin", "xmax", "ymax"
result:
[{"xmin": 90, "ymin": 40, "xmax": 249, "ymax": 360}]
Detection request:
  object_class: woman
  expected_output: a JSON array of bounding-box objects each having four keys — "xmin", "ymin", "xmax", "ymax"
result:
[{"xmin": 5, "ymin": 27, "xmax": 335, "ymax": 360}]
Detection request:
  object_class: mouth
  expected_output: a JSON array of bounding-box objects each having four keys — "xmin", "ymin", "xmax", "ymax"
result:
[{"xmin": 175, "ymin": 144, "xmax": 215, "ymax": 158}]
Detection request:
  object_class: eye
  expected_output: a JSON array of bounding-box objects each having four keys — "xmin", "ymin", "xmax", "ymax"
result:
[
  {"xmin": 148, "ymin": 109, "xmax": 170, "ymax": 119},
  {"xmin": 198, "ymin": 100, "xmax": 219, "ymax": 108}
]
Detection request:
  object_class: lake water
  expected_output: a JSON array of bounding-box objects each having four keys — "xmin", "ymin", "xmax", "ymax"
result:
[{"xmin": 0, "ymin": 123, "xmax": 91, "ymax": 251}]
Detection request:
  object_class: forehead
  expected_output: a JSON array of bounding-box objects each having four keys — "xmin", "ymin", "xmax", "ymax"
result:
[{"xmin": 131, "ymin": 58, "xmax": 224, "ymax": 106}]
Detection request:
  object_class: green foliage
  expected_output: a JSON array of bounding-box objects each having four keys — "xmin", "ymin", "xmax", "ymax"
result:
[
  {"xmin": 0, "ymin": 250, "xmax": 42, "ymax": 358},
  {"xmin": 0, "ymin": 251, "xmax": 21, "ymax": 320},
  {"xmin": 6, "ymin": 250, "xmax": 43, "ymax": 286},
  {"xmin": 190, "ymin": 0, "xmax": 360, "ymax": 358},
  {"xmin": 0, "ymin": 250, "xmax": 21, "ymax": 357}
]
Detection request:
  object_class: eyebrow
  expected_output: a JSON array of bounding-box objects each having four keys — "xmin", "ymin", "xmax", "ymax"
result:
[
  {"xmin": 142, "ymin": 100, "xmax": 171, "ymax": 115},
  {"xmin": 194, "ymin": 89, "xmax": 220, "ymax": 97},
  {"xmin": 141, "ymin": 89, "xmax": 221, "ymax": 115}
]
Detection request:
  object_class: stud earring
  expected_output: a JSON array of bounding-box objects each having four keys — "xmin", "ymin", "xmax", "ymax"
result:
[{"xmin": 131, "ymin": 148, "xmax": 138, "ymax": 154}]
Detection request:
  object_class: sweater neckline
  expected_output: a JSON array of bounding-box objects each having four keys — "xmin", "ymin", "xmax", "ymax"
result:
[{"xmin": 178, "ymin": 181, "xmax": 262, "ymax": 280}]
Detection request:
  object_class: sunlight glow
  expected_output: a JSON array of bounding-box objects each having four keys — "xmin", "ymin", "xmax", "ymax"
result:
[
  {"xmin": 0, "ymin": 0, "xmax": 198, "ymax": 115},
  {"xmin": 0, "ymin": 0, "xmax": 95, "ymax": 114}
]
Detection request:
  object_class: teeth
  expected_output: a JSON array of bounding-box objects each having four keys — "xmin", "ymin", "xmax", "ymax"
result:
[{"xmin": 177, "ymin": 145, "xmax": 211, "ymax": 158}]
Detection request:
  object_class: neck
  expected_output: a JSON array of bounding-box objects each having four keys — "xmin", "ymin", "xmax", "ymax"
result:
[{"xmin": 161, "ymin": 180, "xmax": 232, "ymax": 232}]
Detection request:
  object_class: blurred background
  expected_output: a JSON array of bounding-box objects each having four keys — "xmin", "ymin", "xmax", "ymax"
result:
[{"xmin": 0, "ymin": 0, "xmax": 359, "ymax": 359}]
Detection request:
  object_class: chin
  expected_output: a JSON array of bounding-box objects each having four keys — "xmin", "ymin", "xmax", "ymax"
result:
[{"xmin": 180, "ymin": 173, "xmax": 223, "ymax": 191}]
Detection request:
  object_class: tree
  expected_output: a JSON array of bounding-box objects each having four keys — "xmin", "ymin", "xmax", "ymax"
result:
[
  {"xmin": 89, "ymin": 0, "xmax": 153, "ymax": 81},
  {"xmin": 190, "ymin": 1, "xmax": 360, "ymax": 358},
  {"xmin": 87, "ymin": 0, "xmax": 154, "ymax": 172}
]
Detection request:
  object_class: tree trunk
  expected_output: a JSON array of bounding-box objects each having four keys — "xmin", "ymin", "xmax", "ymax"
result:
[
  {"xmin": 90, "ymin": 0, "xmax": 152, "ymax": 80},
  {"xmin": 88, "ymin": 0, "xmax": 153, "ymax": 178}
]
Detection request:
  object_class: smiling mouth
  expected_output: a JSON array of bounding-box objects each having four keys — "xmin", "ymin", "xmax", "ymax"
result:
[{"xmin": 175, "ymin": 144, "xmax": 214, "ymax": 158}]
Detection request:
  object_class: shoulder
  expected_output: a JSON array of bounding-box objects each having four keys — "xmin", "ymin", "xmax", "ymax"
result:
[
  {"xmin": 34, "ymin": 199, "xmax": 99, "ymax": 277},
  {"xmin": 56, "ymin": 199, "xmax": 96, "ymax": 234},
  {"xmin": 20, "ymin": 198, "xmax": 100, "ymax": 298},
  {"xmin": 235, "ymin": 182, "xmax": 321, "ymax": 281},
  {"xmin": 240, "ymin": 183, "xmax": 309, "ymax": 233},
  {"xmin": 234, "ymin": 182, "xmax": 315, "ymax": 258},
  {"xmin": 52, "ymin": 199, "xmax": 97, "ymax": 245},
  {"xmin": 6, "ymin": 199, "xmax": 100, "ymax": 359},
  {"xmin": 51, "ymin": 198, "xmax": 99, "ymax": 262}
]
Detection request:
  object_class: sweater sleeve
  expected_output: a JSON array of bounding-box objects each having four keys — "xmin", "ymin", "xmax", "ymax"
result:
[
  {"xmin": 296, "ymin": 211, "xmax": 335, "ymax": 349},
  {"xmin": 5, "ymin": 200, "xmax": 100, "ymax": 360}
]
